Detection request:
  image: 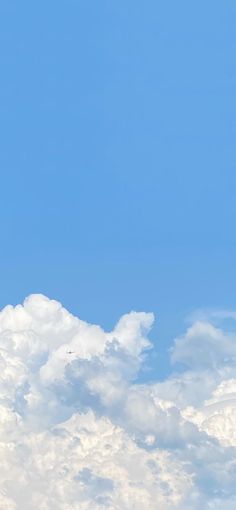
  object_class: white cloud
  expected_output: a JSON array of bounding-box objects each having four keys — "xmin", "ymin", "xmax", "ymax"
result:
[
  {"xmin": 0, "ymin": 294, "xmax": 236, "ymax": 508},
  {"xmin": 171, "ymin": 321, "xmax": 236, "ymax": 370}
]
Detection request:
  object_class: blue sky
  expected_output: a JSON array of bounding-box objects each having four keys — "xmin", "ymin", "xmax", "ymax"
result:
[
  {"xmin": 1, "ymin": 5, "xmax": 236, "ymax": 509},
  {"xmin": 1, "ymin": 1, "xmax": 236, "ymax": 378}
]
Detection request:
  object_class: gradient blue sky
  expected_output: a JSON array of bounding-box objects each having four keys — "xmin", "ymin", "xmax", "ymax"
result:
[{"xmin": 0, "ymin": 1, "xmax": 235, "ymax": 377}]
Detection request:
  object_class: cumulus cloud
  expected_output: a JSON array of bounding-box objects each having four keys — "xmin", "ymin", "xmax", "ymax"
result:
[{"xmin": 1, "ymin": 295, "xmax": 236, "ymax": 508}]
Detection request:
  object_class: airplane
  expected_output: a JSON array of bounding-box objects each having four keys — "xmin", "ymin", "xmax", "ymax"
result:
[{"xmin": 67, "ymin": 350, "xmax": 75, "ymax": 354}]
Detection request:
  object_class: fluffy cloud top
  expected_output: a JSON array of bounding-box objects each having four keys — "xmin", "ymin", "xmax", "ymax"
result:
[{"xmin": 1, "ymin": 294, "xmax": 236, "ymax": 509}]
